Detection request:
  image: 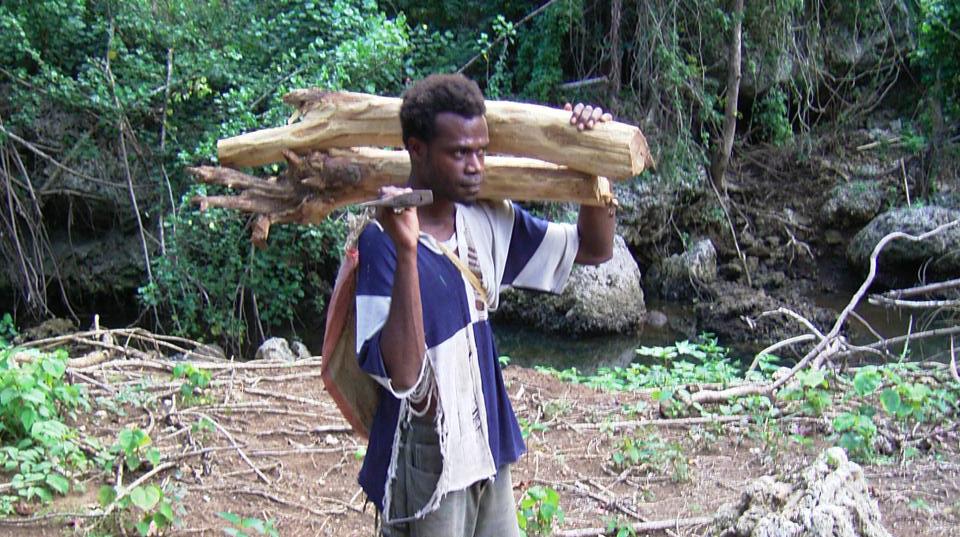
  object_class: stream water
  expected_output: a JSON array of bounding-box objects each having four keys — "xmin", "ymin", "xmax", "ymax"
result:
[{"xmin": 492, "ymin": 295, "xmax": 956, "ymax": 374}]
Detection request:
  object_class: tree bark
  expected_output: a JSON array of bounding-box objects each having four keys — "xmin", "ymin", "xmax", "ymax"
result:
[
  {"xmin": 710, "ymin": 0, "xmax": 744, "ymax": 187},
  {"xmin": 217, "ymin": 91, "xmax": 654, "ymax": 180},
  {"xmin": 191, "ymin": 148, "xmax": 615, "ymax": 243},
  {"xmin": 609, "ymin": 0, "xmax": 622, "ymax": 108}
]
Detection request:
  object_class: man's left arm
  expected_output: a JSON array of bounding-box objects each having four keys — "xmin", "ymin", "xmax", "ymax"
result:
[{"xmin": 565, "ymin": 103, "xmax": 616, "ymax": 266}]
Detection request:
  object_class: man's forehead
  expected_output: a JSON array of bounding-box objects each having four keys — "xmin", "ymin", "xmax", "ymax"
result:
[{"xmin": 433, "ymin": 112, "xmax": 488, "ymax": 140}]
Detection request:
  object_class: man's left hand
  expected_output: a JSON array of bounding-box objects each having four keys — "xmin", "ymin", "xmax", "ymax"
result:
[{"xmin": 564, "ymin": 102, "xmax": 613, "ymax": 131}]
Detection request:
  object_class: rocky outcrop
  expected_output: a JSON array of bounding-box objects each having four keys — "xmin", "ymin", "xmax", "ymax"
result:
[
  {"xmin": 847, "ymin": 206, "xmax": 960, "ymax": 286},
  {"xmin": 254, "ymin": 337, "xmax": 298, "ymax": 361},
  {"xmin": 495, "ymin": 236, "xmax": 645, "ymax": 334},
  {"xmin": 615, "ymin": 177, "xmax": 701, "ymax": 263},
  {"xmin": 820, "ymin": 181, "xmax": 885, "ymax": 229},
  {"xmin": 647, "ymin": 238, "xmax": 717, "ymax": 300},
  {"xmin": 709, "ymin": 447, "xmax": 892, "ymax": 537}
]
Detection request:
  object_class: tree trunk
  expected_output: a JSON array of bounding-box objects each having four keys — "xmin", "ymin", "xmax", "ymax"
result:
[
  {"xmin": 710, "ymin": 0, "xmax": 744, "ymax": 187},
  {"xmin": 609, "ymin": 0, "xmax": 622, "ymax": 109},
  {"xmin": 217, "ymin": 91, "xmax": 654, "ymax": 180}
]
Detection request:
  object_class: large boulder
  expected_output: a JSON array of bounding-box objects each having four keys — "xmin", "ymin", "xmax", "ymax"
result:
[
  {"xmin": 254, "ymin": 337, "xmax": 298, "ymax": 361},
  {"xmin": 646, "ymin": 238, "xmax": 717, "ymax": 300},
  {"xmin": 847, "ymin": 206, "xmax": 960, "ymax": 286},
  {"xmin": 708, "ymin": 447, "xmax": 892, "ymax": 537},
  {"xmin": 820, "ymin": 180, "xmax": 885, "ymax": 229},
  {"xmin": 495, "ymin": 236, "xmax": 645, "ymax": 334}
]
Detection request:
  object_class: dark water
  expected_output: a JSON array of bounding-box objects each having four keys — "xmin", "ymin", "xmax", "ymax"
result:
[{"xmin": 492, "ymin": 295, "xmax": 956, "ymax": 373}]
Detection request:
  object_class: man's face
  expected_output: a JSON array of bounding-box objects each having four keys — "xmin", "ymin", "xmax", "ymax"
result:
[{"xmin": 412, "ymin": 112, "xmax": 489, "ymax": 204}]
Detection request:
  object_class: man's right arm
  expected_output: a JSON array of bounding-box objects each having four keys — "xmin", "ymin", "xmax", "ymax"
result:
[{"xmin": 376, "ymin": 233, "xmax": 426, "ymax": 391}]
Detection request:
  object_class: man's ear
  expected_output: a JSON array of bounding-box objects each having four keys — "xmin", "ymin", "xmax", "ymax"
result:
[{"xmin": 406, "ymin": 136, "xmax": 427, "ymax": 162}]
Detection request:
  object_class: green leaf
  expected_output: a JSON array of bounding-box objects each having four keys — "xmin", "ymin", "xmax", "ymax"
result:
[
  {"xmin": 130, "ymin": 485, "xmax": 161, "ymax": 511},
  {"xmin": 852, "ymin": 368, "xmax": 881, "ymax": 396},
  {"xmin": 135, "ymin": 520, "xmax": 152, "ymax": 537},
  {"xmin": 98, "ymin": 486, "xmax": 117, "ymax": 507},
  {"xmin": 833, "ymin": 412, "xmax": 856, "ymax": 432},
  {"xmin": 157, "ymin": 501, "xmax": 175, "ymax": 524},
  {"xmin": 223, "ymin": 529, "xmax": 245, "ymax": 537},
  {"xmin": 880, "ymin": 389, "xmax": 902, "ymax": 414},
  {"xmin": 45, "ymin": 474, "xmax": 69, "ymax": 495},
  {"xmin": 219, "ymin": 511, "xmax": 243, "ymax": 525},
  {"xmin": 146, "ymin": 447, "xmax": 161, "ymax": 467}
]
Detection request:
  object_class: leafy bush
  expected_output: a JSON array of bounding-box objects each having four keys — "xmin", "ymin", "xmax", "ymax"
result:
[{"xmin": 0, "ymin": 347, "xmax": 90, "ymax": 511}]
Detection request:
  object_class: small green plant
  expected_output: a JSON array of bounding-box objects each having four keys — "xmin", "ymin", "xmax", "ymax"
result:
[
  {"xmin": 778, "ymin": 369, "xmax": 832, "ymax": 416},
  {"xmin": 605, "ymin": 517, "xmax": 637, "ymax": 537},
  {"xmin": 99, "ymin": 483, "xmax": 177, "ymax": 536},
  {"xmin": 517, "ymin": 485, "xmax": 564, "ymax": 537},
  {"xmin": 832, "ymin": 409, "xmax": 878, "ymax": 462},
  {"xmin": 111, "ymin": 427, "xmax": 161, "ymax": 472},
  {"xmin": 172, "ymin": 362, "xmax": 212, "ymax": 402},
  {"xmin": 498, "ymin": 355, "xmax": 511, "ymax": 368},
  {"xmin": 218, "ymin": 511, "xmax": 280, "ymax": 537},
  {"xmin": 518, "ymin": 417, "xmax": 549, "ymax": 439},
  {"xmin": 610, "ymin": 431, "xmax": 689, "ymax": 482}
]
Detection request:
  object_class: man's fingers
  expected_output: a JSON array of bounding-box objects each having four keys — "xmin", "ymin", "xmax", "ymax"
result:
[
  {"xmin": 563, "ymin": 102, "xmax": 573, "ymax": 112},
  {"xmin": 570, "ymin": 102, "xmax": 585, "ymax": 124},
  {"xmin": 590, "ymin": 107, "xmax": 603, "ymax": 122},
  {"xmin": 601, "ymin": 112, "xmax": 613, "ymax": 122}
]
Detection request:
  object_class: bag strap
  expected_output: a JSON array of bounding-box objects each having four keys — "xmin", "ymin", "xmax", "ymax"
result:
[{"xmin": 435, "ymin": 241, "xmax": 488, "ymax": 305}]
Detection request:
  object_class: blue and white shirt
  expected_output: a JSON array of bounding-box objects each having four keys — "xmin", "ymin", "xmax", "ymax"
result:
[{"xmin": 355, "ymin": 200, "xmax": 579, "ymax": 522}]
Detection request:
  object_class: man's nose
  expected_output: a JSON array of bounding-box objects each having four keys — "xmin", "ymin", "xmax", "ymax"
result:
[{"xmin": 465, "ymin": 151, "xmax": 483, "ymax": 173}]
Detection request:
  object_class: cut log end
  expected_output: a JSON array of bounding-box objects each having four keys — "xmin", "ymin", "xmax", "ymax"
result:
[{"xmin": 629, "ymin": 130, "xmax": 656, "ymax": 175}]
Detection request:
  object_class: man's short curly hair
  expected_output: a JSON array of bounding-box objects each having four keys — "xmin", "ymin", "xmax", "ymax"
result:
[{"xmin": 400, "ymin": 74, "xmax": 486, "ymax": 146}]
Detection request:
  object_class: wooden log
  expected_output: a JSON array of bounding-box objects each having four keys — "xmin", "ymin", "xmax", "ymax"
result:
[
  {"xmin": 190, "ymin": 148, "xmax": 614, "ymax": 243},
  {"xmin": 217, "ymin": 91, "xmax": 654, "ymax": 180}
]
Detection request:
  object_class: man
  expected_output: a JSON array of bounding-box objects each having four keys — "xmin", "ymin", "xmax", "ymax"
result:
[{"xmin": 355, "ymin": 74, "xmax": 615, "ymax": 536}]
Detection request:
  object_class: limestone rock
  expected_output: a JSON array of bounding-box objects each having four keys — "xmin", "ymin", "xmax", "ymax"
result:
[
  {"xmin": 847, "ymin": 206, "xmax": 960, "ymax": 286},
  {"xmin": 647, "ymin": 238, "xmax": 717, "ymax": 300},
  {"xmin": 615, "ymin": 177, "xmax": 700, "ymax": 264},
  {"xmin": 709, "ymin": 448, "xmax": 892, "ymax": 537},
  {"xmin": 254, "ymin": 337, "xmax": 297, "ymax": 361},
  {"xmin": 495, "ymin": 235, "xmax": 645, "ymax": 334},
  {"xmin": 820, "ymin": 181, "xmax": 885, "ymax": 229}
]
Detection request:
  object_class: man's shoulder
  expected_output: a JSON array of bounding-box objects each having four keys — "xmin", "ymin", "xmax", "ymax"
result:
[
  {"xmin": 461, "ymin": 199, "xmax": 515, "ymax": 226},
  {"xmin": 357, "ymin": 221, "xmax": 392, "ymax": 253}
]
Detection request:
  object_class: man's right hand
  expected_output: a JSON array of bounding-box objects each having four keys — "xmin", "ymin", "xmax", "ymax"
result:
[{"xmin": 376, "ymin": 186, "xmax": 421, "ymax": 254}]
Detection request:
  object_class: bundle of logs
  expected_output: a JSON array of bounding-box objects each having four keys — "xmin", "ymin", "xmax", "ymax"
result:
[{"xmin": 189, "ymin": 90, "xmax": 655, "ymax": 244}]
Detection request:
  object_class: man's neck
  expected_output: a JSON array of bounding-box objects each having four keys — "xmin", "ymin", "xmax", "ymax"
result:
[{"xmin": 408, "ymin": 176, "xmax": 456, "ymax": 241}]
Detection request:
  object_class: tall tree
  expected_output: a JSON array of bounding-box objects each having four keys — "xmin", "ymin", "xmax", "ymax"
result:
[{"xmin": 711, "ymin": 0, "xmax": 744, "ymax": 187}]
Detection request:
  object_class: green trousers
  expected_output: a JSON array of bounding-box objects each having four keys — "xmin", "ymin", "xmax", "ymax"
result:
[{"xmin": 381, "ymin": 416, "xmax": 520, "ymax": 537}]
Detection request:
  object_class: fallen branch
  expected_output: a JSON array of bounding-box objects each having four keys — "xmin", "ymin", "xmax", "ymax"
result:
[
  {"xmin": 180, "ymin": 411, "xmax": 271, "ymax": 484},
  {"xmin": 555, "ymin": 516, "xmax": 713, "ymax": 537}
]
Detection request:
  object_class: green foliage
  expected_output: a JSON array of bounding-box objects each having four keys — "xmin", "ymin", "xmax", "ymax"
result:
[
  {"xmin": 778, "ymin": 369, "xmax": 832, "ymax": 416},
  {"xmin": 218, "ymin": 511, "xmax": 280, "ymax": 537},
  {"xmin": 754, "ymin": 87, "xmax": 794, "ymax": 146},
  {"xmin": 140, "ymin": 194, "xmax": 346, "ymax": 348},
  {"xmin": 0, "ymin": 347, "xmax": 90, "ymax": 513},
  {"xmin": 517, "ymin": 485, "xmax": 564, "ymax": 537},
  {"xmin": 518, "ymin": 417, "xmax": 549, "ymax": 440},
  {"xmin": 832, "ymin": 409, "xmax": 878, "ymax": 462},
  {"xmin": 172, "ymin": 362, "xmax": 211, "ymax": 402},
  {"xmin": 610, "ymin": 431, "xmax": 689, "ymax": 483},
  {"xmin": 913, "ymin": 0, "xmax": 960, "ymax": 121},
  {"xmin": 538, "ymin": 334, "xmax": 744, "ymax": 392},
  {"xmin": 99, "ymin": 483, "xmax": 178, "ymax": 537},
  {"xmin": 0, "ymin": 314, "xmax": 16, "ymax": 349},
  {"xmin": 606, "ymin": 517, "xmax": 637, "ymax": 537}
]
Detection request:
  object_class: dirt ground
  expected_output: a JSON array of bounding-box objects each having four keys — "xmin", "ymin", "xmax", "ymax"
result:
[{"xmin": 2, "ymin": 357, "xmax": 957, "ymax": 537}]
